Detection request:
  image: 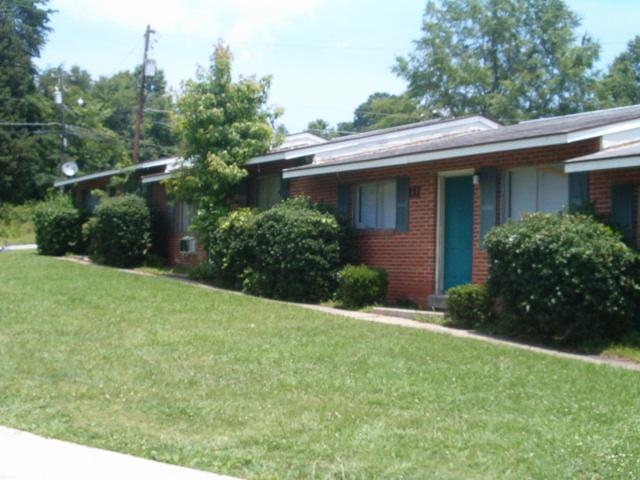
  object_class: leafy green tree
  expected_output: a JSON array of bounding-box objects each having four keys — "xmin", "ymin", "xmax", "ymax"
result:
[
  {"xmin": 351, "ymin": 92, "xmax": 425, "ymax": 131},
  {"xmin": 0, "ymin": 0, "xmax": 52, "ymax": 202},
  {"xmin": 39, "ymin": 66, "xmax": 126, "ymax": 175},
  {"xmin": 598, "ymin": 36, "xmax": 640, "ymax": 107},
  {"xmin": 167, "ymin": 41, "xmax": 281, "ymax": 250},
  {"xmin": 306, "ymin": 118, "xmax": 338, "ymax": 138},
  {"xmin": 93, "ymin": 67, "xmax": 177, "ymax": 163},
  {"xmin": 395, "ymin": 0, "xmax": 600, "ymax": 123}
]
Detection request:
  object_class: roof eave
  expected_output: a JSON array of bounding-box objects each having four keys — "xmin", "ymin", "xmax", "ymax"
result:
[
  {"xmin": 283, "ymin": 133, "xmax": 569, "ymax": 179},
  {"xmin": 565, "ymin": 155, "xmax": 640, "ymax": 173}
]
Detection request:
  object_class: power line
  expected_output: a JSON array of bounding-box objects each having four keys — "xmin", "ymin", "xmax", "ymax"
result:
[{"xmin": 0, "ymin": 121, "xmax": 60, "ymax": 127}]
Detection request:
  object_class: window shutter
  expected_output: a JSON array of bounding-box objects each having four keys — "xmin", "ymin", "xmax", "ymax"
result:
[
  {"xmin": 238, "ymin": 177, "xmax": 249, "ymax": 207},
  {"xmin": 568, "ymin": 172, "xmax": 588, "ymax": 211},
  {"xmin": 479, "ymin": 168, "xmax": 497, "ymax": 246},
  {"xmin": 337, "ymin": 183, "xmax": 349, "ymax": 217},
  {"xmin": 612, "ymin": 184, "xmax": 633, "ymax": 243},
  {"xmin": 280, "ymin": 176, "xmax": 290, "ymax": 200},
  {"xmin": 395, "ymin": 176, "xmax": 409, "ymax": 232}
]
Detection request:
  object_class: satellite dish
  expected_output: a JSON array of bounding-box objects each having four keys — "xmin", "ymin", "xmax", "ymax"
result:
[{"xmin": 61, "ymin": 161, "xmax": 78, "ymax": 177}]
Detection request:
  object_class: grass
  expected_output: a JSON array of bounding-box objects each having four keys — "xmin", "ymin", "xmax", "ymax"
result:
[
  {"xmin": 0, "ymin": 202, "xmax": 36, "ymax": 245},
  {"xmin": 1, "ymin": 252, "xmax": 640, "ymax": 479}
]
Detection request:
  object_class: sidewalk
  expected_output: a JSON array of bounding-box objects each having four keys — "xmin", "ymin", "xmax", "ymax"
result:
[
  {"xmin": 0, "ymin": 426, "xmax": 241, "ymax": 480},
  {"xmin": 1, "ymin": 244, "xmax": 37, "ymax": 252}
]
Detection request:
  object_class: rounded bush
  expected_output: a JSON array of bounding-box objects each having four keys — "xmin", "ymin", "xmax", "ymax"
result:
[
  {"xmin": 485, "ymin": 212, "xmax": 639, "ymax": 343},
  {"xmin": 446, "ymin": 283, "xmax": 491, "ymax": 328},
  {"xmin": 87, "ymin": 194, "xmax": 151, "ymax": 268},
  {"xmin": 242, "ymin": 197, "xmax": 343, "ymax": 302},
  {"xmin": 208, "ymin": 208, "xmax": 258, "ymax": 289},
  {"xmin": 335, "ymin": 264, "xmax": 388, "ymax": 308},
  {"xmin": 33, "ymin": 196, "xmax": 82, "ymax": 256}
]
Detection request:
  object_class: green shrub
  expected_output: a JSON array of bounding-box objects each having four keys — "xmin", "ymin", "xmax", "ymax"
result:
[
  {"xmin": 0, "ymin": 202, "xmax": 36, "ymax": 245},
  {"xmin": 241, "ymin": 197, "xmax": 343, "ymax": 302},
  {"xmin": 188, "ymin": 261, "xmax": 217, "ymax": 281},
  {"xmin": 87, "ymin": 194, "xmax": 151, "ymax": 268},
  {"xmin": 446, "ymin": 283, "xmax": 491, "ymax": 328},
  {"xmin": 208, "ymin": 208, "xmax": 258, "ymax": 289},
  {"xmin": 485, "ymin": 212, "xmax": 639, "ymax": 344},
  {"xmin": 32, "ymin": 196, "xmax": 82, "ymax": 256},
  {"xmin": 335, "ymin": 264, "xmax": 388, "ymax": 308}
]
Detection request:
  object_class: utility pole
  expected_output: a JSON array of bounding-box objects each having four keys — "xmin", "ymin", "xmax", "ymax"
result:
[
  {"xmin": 132, "ymin": 25, "xmax": 154, "ymax": 164},
  {"xmin": 54, "ymin": 66, "xmax": 66, "ymax": 178}
]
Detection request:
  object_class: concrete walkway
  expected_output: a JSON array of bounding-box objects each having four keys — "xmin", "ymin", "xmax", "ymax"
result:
[
  {"xmin": 0, "ymin": 426, "xmax": 241, "ymax": 480},
  {"xmin": 94, "ymin": 264, "xmax": 640, "ymax": 373},
  {"xmin": 299, "ymin": 304, "xmax": 640, "ymax": 372},
  {"xmin": 159, "ymin": 272, "xmax": 640, "ymax": 372},
  {"xmin": 0, "ymin": 244, "xmax": 37, "ymax": 252}
]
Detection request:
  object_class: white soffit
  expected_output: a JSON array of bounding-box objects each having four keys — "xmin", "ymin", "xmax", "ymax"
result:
[{"xmin": 565, "ymin": 156, "xmax": 640, "ymax": 173}]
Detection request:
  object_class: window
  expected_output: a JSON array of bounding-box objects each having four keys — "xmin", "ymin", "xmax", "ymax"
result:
[
  {"xmin": 355, "ymin": 179, "xmax": 397, "ymax": 229},
  {"xmin": 504, "ymin": 165, "xmax": 568, "ymax": 221},
  {"xmin": 173, "ymin": 201, "xmax": 192, "ymax": 234},
  {"xmin": 257, "ymin": 173, "xmax": 282, "ymax": 209},
  {"xmin": 80, "ymin": 189, "xmax": 100, "ymax": 213}
]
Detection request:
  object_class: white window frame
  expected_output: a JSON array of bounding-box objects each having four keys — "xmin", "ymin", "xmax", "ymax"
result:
[
  {"xmin": 503, "ymin": 165, "xmax": 569, "ymax": 221},
  {"xmin": 174, "ymin": 201, "xmax": 193, "ymax": 234},
  {"xmin": 354, "ymin": 179, "xmax": 397, "ymax": 230}
]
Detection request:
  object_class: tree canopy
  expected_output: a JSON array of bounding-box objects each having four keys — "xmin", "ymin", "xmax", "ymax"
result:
[
  {"xmin": 0, "ymin": 0, "xmax": 52, "ymax": 202},
  {"xmin": 351, "ymin": 92, "xmax": 425, "ymax": 131},
  {"xmin": 167, "ymin": 41, "xmax": 281, "ymax": 249},
  {"xmin": 598, "ymin": 36, "xmax": 640, "ymax": 107},
  {"xmin": 394, "ymin": 0, "xmax": 601, "ymax": 123}
]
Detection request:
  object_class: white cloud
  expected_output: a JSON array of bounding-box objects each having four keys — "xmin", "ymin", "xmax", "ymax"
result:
[{"xmin": 52, "ymin": 0, "xmax": 325, "ymax": 43}]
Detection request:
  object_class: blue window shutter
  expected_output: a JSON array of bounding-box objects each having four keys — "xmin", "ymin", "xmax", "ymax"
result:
[
  {"xmin": 396, "ymin": 176, "xmax": 409, "ymax": 232},
  {"xmin": 568, "ymin": 172, "xmax": 589, "ymax": 211},
  {"xmin": 612, "ymin": 184, "xmax": 634, "ymax": 243},
  {"xmin": 337, "ymin": 184, "xmax": 349, "ymax": 217},
  {"xmin": 479, "ymin": 168, "xmax": 497, "ymax": 246}
]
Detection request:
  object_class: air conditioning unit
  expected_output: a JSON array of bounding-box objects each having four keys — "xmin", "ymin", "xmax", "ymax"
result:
[{"xmin": 179, "ymin": 236, "xmax": 197, "ymax": 254}]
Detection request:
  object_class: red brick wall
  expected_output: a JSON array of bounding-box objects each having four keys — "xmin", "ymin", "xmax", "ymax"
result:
[
  {"xmin": 589, "ymin": 167, "xmax": 640, "ymax": 245},
  {"xmin": 289, "ymin": 139, "xmax": 601, "ymax": 306},
  {"xmin": 148, "ymin": 182, "xmax": 208, "ymax": 268},
  {"xmin": 588, "ymin": 168, "xmax": 640, "ymax": 214},
  {"xmin": 167, "ymin": 233, "xmax": 207, "ymax": 268}
]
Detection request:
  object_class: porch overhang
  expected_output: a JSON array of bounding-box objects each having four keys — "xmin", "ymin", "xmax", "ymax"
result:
[{"xmin": 564, "ymin": 141, "xmax": 640, "ymax": 173}]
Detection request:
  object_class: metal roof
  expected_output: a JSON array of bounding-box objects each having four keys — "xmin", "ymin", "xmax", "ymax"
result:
[
  {"xmin": 54, "ymin": 157, "xmax": 180, "ymax": 187},
  {"xmin": 284, "ymin": 105, "xmax": 640, "ymax": 178},
  {"xmin": 565, "ymin": 141, "xmax": 640, "ymax": 173}
]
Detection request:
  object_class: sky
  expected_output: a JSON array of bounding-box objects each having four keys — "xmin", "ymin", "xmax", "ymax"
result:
[{"xmin": 36, "ymin": 0, "xmax": 640, "ymax": 134}]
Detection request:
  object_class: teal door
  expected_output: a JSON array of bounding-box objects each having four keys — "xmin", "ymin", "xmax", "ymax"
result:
[{"xmin": 443, "ymin": 176, "xmax": 473, "ymax": 291}]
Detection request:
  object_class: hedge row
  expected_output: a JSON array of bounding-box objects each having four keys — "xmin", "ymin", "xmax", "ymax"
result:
[
  {"xmin": 33, "ymin": 194, "xmax": 151, "ymax": 268},
  {"xmin": 448, "ymin": 213, "xmax": 639, "ymax": 344},
  {"xmin": 209, "ymin": 198, "xmax": 344, "ymax": 302}
]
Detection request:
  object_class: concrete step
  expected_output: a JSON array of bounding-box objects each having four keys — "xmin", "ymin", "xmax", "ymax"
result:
[{"xmin": 427, "ymin": 294, "xmax": 448, "ymax": 311}]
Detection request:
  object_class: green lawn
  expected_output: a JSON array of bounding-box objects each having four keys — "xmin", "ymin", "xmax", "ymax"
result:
[{"xmin": 1, "ymin": 252, "xmax": 639, "ymax": 479}]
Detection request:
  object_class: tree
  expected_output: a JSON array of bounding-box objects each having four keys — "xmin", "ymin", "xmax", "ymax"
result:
[
  {"xmin": 167, "ymin": 41, "xmax": 281, "ymax": 250},
  {"xmin": 39, "ymin": 66, "xmax": 126, "ymax": 175},
  {"xmin": 306, "ymin": 118, "xmax": 338, "ymax": 139},
  {"xmin": 351, "ymin": 92, "xmax": 425, "ymax": 131},
  {"xmin": 0, "ymin": 0, "xmax": 52, "ymax": 202},
  {"xmin": 394, "ymin": 0, "xmax": 600, "ymax": 123},
  {"xmin": 93, "ymin": 67, "xmax": 177, "ymax": 163},
  {"xmin": 598, "ymin": 36, "xmax": 640, "ymax": 107}
]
